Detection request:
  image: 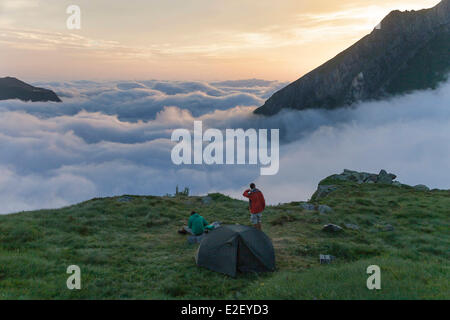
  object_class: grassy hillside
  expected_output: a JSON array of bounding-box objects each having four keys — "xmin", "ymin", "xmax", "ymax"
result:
[{"xmin": 0, "ymin": 181, "xmax": 449, "ymax": 299}]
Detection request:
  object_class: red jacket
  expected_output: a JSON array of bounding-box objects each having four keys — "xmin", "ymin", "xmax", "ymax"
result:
[{"xmin": 243, "ymin": 188, "xmax": 266, "ymax": 214}]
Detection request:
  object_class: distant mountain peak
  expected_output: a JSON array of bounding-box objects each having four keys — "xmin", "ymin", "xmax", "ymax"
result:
[
  {"xmin": 255, "ymin": 0, "xmax": 450, "ymax": 116},
  {"xmin": 0, "ymin": 77, "xmax": 62, "ymax": 103}
]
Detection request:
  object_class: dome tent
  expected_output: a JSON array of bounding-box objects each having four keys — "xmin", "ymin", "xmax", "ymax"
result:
[{"xmin": 195, "ymin": 224, "xmax": 275, "ymax": 277}]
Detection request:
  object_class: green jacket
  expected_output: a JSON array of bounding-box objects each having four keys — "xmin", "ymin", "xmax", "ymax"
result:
[{"xmin": 188, "ymin": 213, "xmax": 208, "ymax": 235}]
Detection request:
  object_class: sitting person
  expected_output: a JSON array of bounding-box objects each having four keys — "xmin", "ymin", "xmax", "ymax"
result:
[{"xmin": 179, "ymin": 211, "xmax": 209, "ymax": 236}]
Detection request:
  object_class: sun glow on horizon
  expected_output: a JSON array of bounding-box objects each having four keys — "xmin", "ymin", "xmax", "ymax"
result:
[{"xmin": 0, "ymin": 0, "xmax": 442, "ymax": 81}]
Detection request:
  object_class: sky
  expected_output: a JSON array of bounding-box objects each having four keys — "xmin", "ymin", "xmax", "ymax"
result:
[{"xmin": 0, "ymin": 0, "xmax": 442, "ymax": 81}]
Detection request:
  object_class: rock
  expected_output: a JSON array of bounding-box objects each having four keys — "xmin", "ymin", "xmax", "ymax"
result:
[
  {"xmin": 319, "ymin": 254, "xmax": 336, "ymax": 264},
  {"xmin": 311, "ymin": 168, "xmax": 407, "ymax": 201},
  {"xmin": 414, "ymin": 184, "xmax": 430, "ymax": 191},
  {"xmin": 342, "ymin": 169, "xmax": 363, "ymax": 183},
  {"xmin": 312, "ymin": 185, "xmax": 338, "ymax": 200},
  {"xmin": 117, "ymin": 196, "xmax": 133, "ymax": 203},
  {"xmin": 338, "ymin": 170, "xmax": 379, "ymax": 183},
  {"xmin": 365, "ymin": 175, "xmax": 378, "ymax": 183},
  {"xmin": 331, "ymin": 174, "xmax": 348, "ymax": 181},
  {"xmin": 376, "ymin": 169, "xmax": 397, "ymax": 184},
  {"xmin": 201, "ymin": 196, "xmax": 212, "ymax": 205},
  {"xmin": 300, "ymin": 202, "xmax": 316, "ymax": 211},
  {"xmin": 384, "ymin": 224, "xmax": 394, "ymax": 232},
  {"xmin": 322, "ymin": 224, "xmax": 343, "ymax": 232},
  {"xmin": 318, "ymin": 205, "xmax": 333, "ymax": 214},
  {"xmin": 320, "ymin": 169, "xmax": 398, "ymax": 186},
  {"xmin": 345, "ymin": 223, "xmax": 360, "ymax": 230}
]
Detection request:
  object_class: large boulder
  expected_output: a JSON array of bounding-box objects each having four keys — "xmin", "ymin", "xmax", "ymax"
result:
[
  {"xmin": 322, "ymin": 224, "xmax": 343, "ymax": 232},
  {"xmin": 377, "ymin": 170, "xmax": 397, "ymax": 184},
  {"xmin": 311, "ymin": 185, "xmax": 338, "ymax": 200},
  {"xmin": 117, "ymin": 196, "xmax": 133, "ymax": 203},
  {"xmin": 321, "ymin": 169, "xmax": 397, "ymax": 185},
  {"xmin": 318, "ymin": 205, "xmax": 333, "ymax": 215},
  {"xmin": 414, "ymin": 184, "xmax": 430, "ymax": 191}
]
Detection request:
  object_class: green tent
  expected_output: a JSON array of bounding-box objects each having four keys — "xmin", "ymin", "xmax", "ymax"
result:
[{"xmin": 195, "ymin": 224, "xmax": 276, "ymax": 277}]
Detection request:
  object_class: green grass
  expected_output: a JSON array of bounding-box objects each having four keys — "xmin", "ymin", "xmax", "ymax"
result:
[{"xmin": 0, "ymin": 183, "xmax": 448, "ymax": 299}]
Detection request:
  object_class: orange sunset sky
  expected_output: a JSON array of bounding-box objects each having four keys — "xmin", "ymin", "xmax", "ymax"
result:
[{"xmin": 0, "ymin": 0, "xmax": 441, "ymax": 81}]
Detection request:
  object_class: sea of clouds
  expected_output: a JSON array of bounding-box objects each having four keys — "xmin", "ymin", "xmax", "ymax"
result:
[{"xmin": 0, "ymin": 78, "xmax": 449, "ymax": 214}]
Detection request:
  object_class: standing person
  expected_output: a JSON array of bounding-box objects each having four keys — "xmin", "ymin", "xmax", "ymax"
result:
[{"xmin": 243, "ymin": 183, "xmax": 266, "ymax": 231}]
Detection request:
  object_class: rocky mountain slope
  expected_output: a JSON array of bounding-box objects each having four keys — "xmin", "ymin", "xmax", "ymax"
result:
[
  {"xmin": 0, "ymin": 77, "xmax": 61, "ymax": 102},
  {"xmin": 255, "ymin": 0, "xmax": 450, "ymax": 115}
]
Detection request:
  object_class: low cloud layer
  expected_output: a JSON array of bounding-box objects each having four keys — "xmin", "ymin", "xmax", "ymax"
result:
[
  {"xmin": 0, "ymin": 78, "xmax": 449, "ymax": 213},
  {"xmin": 0, "ymin": 79, "xmax": 285, "ymax": 122}
]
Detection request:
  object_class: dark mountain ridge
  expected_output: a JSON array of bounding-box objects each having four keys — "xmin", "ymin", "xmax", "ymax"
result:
[
  {"xmin": 0, "ymin": 77, "xmax": 61, "ymax": 103},
  {"xmin": 255, "ymin": 0, "xmax": 450, "ymax": 115}
]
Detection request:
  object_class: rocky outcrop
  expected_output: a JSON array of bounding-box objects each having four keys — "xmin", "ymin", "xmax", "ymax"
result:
[
  {"xmin": 0, "ymin": 77, "xmax": 61, "ymax": 102},
  {"xmin": 326, "ymin": 169, "xmax": 397, "ymax": 185},
  {"xmin": 311, "ymin": 169, "xmax": 399, "ymax": 200},
  {"xmin": 255, "ymin": 0, "xmax": 450, "ymax": 115},
  {"xmin": 311, "ymin": 169, "xmax": 436, "ymax": 201}
]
